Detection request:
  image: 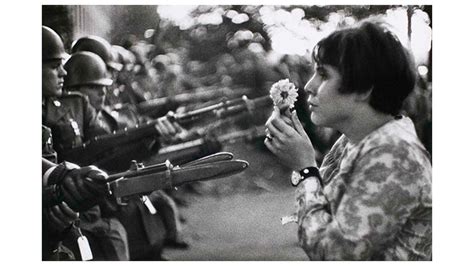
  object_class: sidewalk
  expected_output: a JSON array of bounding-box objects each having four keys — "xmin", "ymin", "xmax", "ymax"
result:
[{"xmin": 163, "ymin": 189, "xmax": 308, "ymax": 260}]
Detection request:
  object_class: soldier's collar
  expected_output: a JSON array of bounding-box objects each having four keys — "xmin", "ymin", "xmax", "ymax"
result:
[{"xmin": 44, "ymin": 97, "xmax": 62, "ymax": 107}]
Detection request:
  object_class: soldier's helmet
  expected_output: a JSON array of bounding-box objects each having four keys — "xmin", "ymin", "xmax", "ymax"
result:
[
  {"xmin": 71, "ymin": 35, "xmax": 123, "ymax": 71},
  {"xmin": 64, "ymin": 51, "xmax": 113, "ymax": 88},
  {"xmin": 42, "ymin": 26, "xmax": 67, "ymax": 61},
  {"xmin": 112, "ymin": 45, "xmax": 136, "ymax": 66}
]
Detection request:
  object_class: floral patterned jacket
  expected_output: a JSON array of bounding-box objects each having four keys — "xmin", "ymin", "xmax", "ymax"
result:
[{"xmin": 296, "ymin": 116, "xmax": 432, "ymax": 260}]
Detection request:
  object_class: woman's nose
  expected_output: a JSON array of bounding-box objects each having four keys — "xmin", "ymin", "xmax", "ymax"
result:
[{"xmin": 304, "ymin": 74, "xmax": 319, "ymax": 96}]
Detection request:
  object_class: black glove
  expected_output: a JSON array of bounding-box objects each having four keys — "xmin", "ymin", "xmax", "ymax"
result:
[
  {"xmin": 45, "ymin": 162, "xmax": 109, "ymax": 212},
  {"xmin": 43, "ymin": 201, "xmax": 79, "ymax": 236}
]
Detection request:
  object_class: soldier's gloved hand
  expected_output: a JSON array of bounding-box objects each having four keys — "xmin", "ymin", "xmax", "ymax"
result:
[
  {"xmin": 60, "ymin": 165, "xmax": 109, "ymax": 212},
  {"xmin": 47, "ymin": 162, "xmax": 110, "ymax": 212},
  {"xmin": 155, "ymin": 111, "xmax": 192, "ymax": 144},
  {"xmin": 44, "ymin": 201, "xmax": 79, "ymax": 235}
]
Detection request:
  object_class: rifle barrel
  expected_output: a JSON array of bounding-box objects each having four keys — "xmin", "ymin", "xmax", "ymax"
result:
[
  {"xmin": 172, "ymin": 97, "xmax": 245, "ymax": 123},
  {"xmin": 215, "ymin": 95, "xmax": 272, "ymax": 119},
  {"xmin": 138, "ymin": 87, "xmax": 251, "ymax": 113}
]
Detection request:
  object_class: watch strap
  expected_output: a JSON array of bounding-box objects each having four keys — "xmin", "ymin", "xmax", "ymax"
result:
[{"xmin": 299, "ymin": 166, "xmax": 322, "ymax": 184}]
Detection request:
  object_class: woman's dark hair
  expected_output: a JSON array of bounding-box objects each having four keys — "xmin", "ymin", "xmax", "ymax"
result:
[{"xmin": 313, "ymin": 20, "xmax": 416, "ymax": 115}]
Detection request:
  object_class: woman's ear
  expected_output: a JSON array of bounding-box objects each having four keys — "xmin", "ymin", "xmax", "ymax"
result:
[{"xmin": 354, "ymin": 86, "xmax": 373, "ymax": 103}]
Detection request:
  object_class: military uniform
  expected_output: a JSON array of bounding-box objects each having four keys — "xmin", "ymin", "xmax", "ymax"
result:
[
  {"xmin": 42, "ymin": 127, "xmax": 64, "ymax": 258},
  {"xmin": 89, "ymin": 104, "xmax": 159, "ymax": 173},
  {"xmin": 42, "ymin": 92, "xmax": 104, "ymax": 162},
  {"xmin": 42, "ymin": 125, "xmax": 57, "ymax": 163},
  {"xmin": 89, "ymin": 104, "xmax": 178, "ymax": 260},
  {"xmin": 96, "ymin": 104, "xmax": 143, "ymax": 135},
  {"xmin": 42, "ymin": 125, "xmax": 76, "ymax": 260},
  {"xmin": 43, "ymin": 92, "xmax": 130, "ymax": 261},
  {"xmin": 106, "ymin": 104, "xmax": 146, "ymax": 127}
]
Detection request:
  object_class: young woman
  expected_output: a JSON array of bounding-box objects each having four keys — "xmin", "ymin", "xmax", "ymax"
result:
[{"xmin": 265, "ymin": 20, "xmax": 432, "ymax": 260}]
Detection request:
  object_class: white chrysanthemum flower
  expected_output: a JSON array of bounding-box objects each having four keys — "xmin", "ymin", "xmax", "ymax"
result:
[{"xmin": 269, "ymin": 79, "xmax": 299, "ymax": 109}]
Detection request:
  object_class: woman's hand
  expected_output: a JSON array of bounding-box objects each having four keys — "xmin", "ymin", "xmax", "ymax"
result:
[{"xmin": 265, "ymin": 107, "xmax": 317, "ymax": 170}]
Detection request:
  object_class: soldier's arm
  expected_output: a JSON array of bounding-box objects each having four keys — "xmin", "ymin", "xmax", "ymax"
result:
[
  {"xmin": 43, "ymin": 202, "xmax": 79, "ymax": 235},
  {"xmin": 42, "ymin": 158, "xmax": 57, "ymax": 186},
  {"xmin": 42, "ymin": 158, "xmax": 80, "ymax": 239},
  {"xmin": 296, "ymin": 145, "xmax": 424, "ymax": 260},
  {"xmin": 113, "ymin": 104, "xmax": 146, "ymax": 125},
  {"xmin": 81, "ymin": 95, "xmax": 108, "ymax": 139},
  {"xmin": 42, "ymin": 157, "xmax": 110, "ymax": 212}
]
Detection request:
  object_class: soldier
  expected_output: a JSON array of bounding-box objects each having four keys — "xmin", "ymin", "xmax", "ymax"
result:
[
  {"xmin": 42, "ymin": 27, "xmax": 104, "ymax": 162},
  {"xmin": 112, "ymin": 44, "xmax": 148, "ymax": 105},
  {"xmin": 73, "ymin": 35, "xmax": 181, "ymax": 120},
  {"xmin": 63, "ymin": 49, "xmax": 189, "ymax": 260},
  {"xmin": 63, "ymin": 50, "xmax": 186, "ymax": 170},
  {"xmin": 71, "ymin": 35, "xmax": 123, "ymax": 78},
  {"xmin": 42, "ymin": 157, "xmax": 111, "ymax": 260},
  {"xmin": 42, "ymin": 25, "xmax": 130, "ymax": 261},
  {"xmin": 42, "ymin": 124, "xmax": 77, "ymax": 260},
  {"xmin": 71, "ymin": 35, "xmax": 135, "ymax": 107}
]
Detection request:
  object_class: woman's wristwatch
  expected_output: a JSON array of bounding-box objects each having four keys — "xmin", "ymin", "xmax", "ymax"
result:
[{"xmin": 291, "ymin": 166, "xmax": 321, "ymax": 187}]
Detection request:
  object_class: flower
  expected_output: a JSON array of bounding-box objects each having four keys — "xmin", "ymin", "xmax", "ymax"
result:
[{"xmin": 269, "ymin": 79, "xmax": 299, "ymax": 109}]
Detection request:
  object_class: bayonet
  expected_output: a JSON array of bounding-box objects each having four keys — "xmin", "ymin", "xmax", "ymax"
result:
[{"xmin": 106, "ymin": 152, "xmax": 249, "ymax": 202}]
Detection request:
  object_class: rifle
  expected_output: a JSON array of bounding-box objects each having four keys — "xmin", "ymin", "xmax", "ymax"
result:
[
  {"xmin": 44, "ymin": 152, "xmax": 249, "ymax": 210},
  {"xmin": 59, "ymin": 95, "xmax": 272, "ymax": 165},
  {"xmin": 137, "ymin": 86, "xmax": 252, "ymax": 117},
  {"xmin": 106, "ymin": 152, "xmax": 249, "ymax": 205},
  {"xmin": 147, "ymin": 125, "xmax": 266, "ymax": 166}
]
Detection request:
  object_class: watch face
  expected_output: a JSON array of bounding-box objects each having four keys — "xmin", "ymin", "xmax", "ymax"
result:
[{"xmin": 291, "ymin": 171, "xmax": 301, "ymax": 186}]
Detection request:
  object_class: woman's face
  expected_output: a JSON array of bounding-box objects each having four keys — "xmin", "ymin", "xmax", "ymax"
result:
[
  {"xmin": 80, "ymin": 85, "xmax": 106, "ymax": 110},
  {"xmin": 304, "ymin": 63, "xmax": 356, "ymax": 129},
  {"xmin": 42, "ymin": 60, "xmax": 67, "ymax": 97}
]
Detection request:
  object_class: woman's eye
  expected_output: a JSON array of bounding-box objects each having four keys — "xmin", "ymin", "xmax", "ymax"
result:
[
  {"xmin": 318, "ymin": 71, "xmax": 327, "ymax": 80},
  {"xmin": 316, "ymin": 67, "xmax": 327, "ymax": 80}
]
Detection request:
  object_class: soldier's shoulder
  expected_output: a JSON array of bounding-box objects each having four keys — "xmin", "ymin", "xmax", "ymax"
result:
[
  {"xmin": 61, "ymin": 91, "xmax": 87, "ymax": 100},
  {"xmin": 59, "ymin": 91, "xmax": 91, "ymax": 106}
]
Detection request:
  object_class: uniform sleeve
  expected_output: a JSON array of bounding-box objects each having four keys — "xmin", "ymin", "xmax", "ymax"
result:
[
  {"xmin": 114, "ymin": 105, "xmax": 146, "ymax": 127},
  {"xmin": 295, "ymin": 144, "xmax": 424, "ymax": 260},
  {"xmin": 81, "ymin": 97, "xmax": 107, "ymax": 139}
]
